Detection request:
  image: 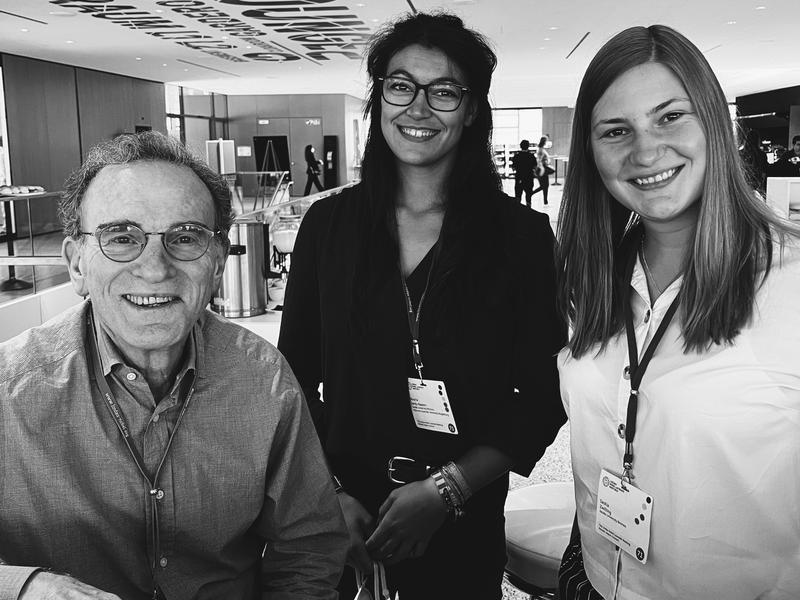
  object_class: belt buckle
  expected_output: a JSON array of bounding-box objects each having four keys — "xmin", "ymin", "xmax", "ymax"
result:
[{"xmin": 387, "ymin": 455, "xmax": 416, "ymax": 484}]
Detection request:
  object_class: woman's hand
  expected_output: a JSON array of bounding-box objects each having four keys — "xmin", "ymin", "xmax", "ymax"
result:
[
  {"xmin": 365, "ymin": 478, "xmax": 449, "ymax": 565},
  {"xmin": 338, "ymin": 492, "xmax": 376, "ymax": 573}
]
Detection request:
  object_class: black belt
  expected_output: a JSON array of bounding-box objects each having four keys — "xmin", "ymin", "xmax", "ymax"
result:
[{"xmin": 387, "ymin": 456, "xmax": 436, "ymax": 485}]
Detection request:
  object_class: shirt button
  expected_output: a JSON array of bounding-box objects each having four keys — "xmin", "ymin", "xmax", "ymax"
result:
[
  {"xmin": 126, "ymin": 372, "xmax": 136, "ymax": 381},
  {"xmin": 152, "ymin": 414, "xmax": 160, "ymax": 423},
  {"xmin": 159, "ymin": 557, "xmax": 168, "ymax": 568},
  {"xmin": 617, "ymin": 424, "xmax": 626, "ymax": 439},
  {"xmin": 643, "ymin": 310, "xmax": 651, "ymax": 324},
  {"xmin": 623, "ymin": 366, "xmax": 630, "ymax": 380},
  {"xmin": 155, "ymin": 489, "xmax": 165, "ymax": 500}
]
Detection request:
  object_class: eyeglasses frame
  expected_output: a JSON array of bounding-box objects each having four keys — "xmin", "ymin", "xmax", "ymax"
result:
[
  {"xmin": 377, "ymin": 76, "xmax": 471, "ymax": 112},
  {"xmin": 78, "ymin": 222, "xmax": 223, "ymax": 263}
]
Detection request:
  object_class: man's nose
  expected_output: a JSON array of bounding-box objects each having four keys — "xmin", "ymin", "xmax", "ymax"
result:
[{"xmin": 133, "ymin": 235, "xmax": 175, "ymax": 280}]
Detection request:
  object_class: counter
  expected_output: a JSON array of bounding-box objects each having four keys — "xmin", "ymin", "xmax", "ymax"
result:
[{"xmin": 225, "ymin": 306, "xmax": 282, "ymax": 346}]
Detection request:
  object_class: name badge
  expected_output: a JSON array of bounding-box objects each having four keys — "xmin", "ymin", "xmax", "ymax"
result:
[
  {"xmin": 407, "ymin": 379, "xmax": 458, "ymax": 435},
  {"xmin": 595, "ymin": 468, "xmax": 653, "ymax": 564}
]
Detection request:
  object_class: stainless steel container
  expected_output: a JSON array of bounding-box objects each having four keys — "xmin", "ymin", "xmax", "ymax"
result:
[{"xmin": 211, "ymin": 218, "xmax": 268, "ymax": 318}]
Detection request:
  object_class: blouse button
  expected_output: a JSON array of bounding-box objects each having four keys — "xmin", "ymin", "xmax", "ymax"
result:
[
  {"xmin": 159, "ymin": 557, "xmax": 168, "ymax": 568},
  {"xmin": 617, "ymin": 424, "xmax": 626, "ymax": 439},
  {"xmin": 152, "ymin": 413, "xmax": 160, "ymax": 423},
  {"xmin": 623, "ymin": 366, "xmax": 630, "ymax": 380},
  {"xmin": 126, "ymin": 372, "xmax": 136, "ymax": 381},
  {"xmin": 643, "ymin": 310, "xmax": 651, "ymax": 324}
]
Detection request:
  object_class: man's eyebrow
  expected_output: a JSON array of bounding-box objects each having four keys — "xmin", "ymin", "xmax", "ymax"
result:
[{"xmin": 95, "ymin": 219, "xmax": 139, "ymax": 230}]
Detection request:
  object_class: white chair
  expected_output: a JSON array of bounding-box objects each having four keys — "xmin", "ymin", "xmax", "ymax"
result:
[{"xmin": 504, "ymin": 482, "xmax": 576, "ymax": 599}]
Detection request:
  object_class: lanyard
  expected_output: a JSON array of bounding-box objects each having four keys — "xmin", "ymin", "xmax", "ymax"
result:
[
  {"xmin": 86, "ymin": 311, "xmax": 195, "ymax": 596},
  {"xmin": 621, "ymin": 241, "xmax": 680, "ymax": 483},
  {"xmin": 400, "ymin": 243, "xmax": 440, "ymax": 382}
]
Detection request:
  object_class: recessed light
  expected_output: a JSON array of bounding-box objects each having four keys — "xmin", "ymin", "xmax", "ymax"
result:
[
  {"xmin": 371, "ymin": 18, "xmax": 379, "ymax": 22},
  {"xmin": 155, "ymin": 9, "xmax": 163, "ymax": 13},
  {"xmin": 548, "ymin": 26, "xmax": 559, "ymax": 31},
  {"xmin": 544, "ymin": 37, "xmax": 551, "ymax": 41},
  {"xmin": 162, "ymin": 63, "xmax": 167, "ymax": 67},
  {"xmin": 183, "ymin": 69, "xmax": 189, "ymax": 72},
  {"xmin": 20, "ymin": 28, "xmax": 28, "ymax": 32},
  {"xmin": 726, "ymin": 20, "xmax": 737, "ymax": 24},
  {"xmin": 356, "ymin": 2, "xmax": 365, "ymax": 5},
  {"xmin": 48, "ymin": 10, "xmax": 77, "ymax": 17},
  {"xmin": 538, "ymin": 47, "xmax": 546, "ymax": 50},
  {"xmin": 246, "ymin": 46, "xmax": 252, "ymax": 49},
  {"xmin": 66, "ymin": 40, "xmax": 74, "ymax": 44},
  {"xmin": 135, "ymin": 57, "xmax": 142, "ymax": 61},
  {"xmin": 755, "ymin": 5, "xmax": 766, "ymax": 9},
  {"xmin": 221, "ymin": 36, "xmax": 228, "ymax": 40}
]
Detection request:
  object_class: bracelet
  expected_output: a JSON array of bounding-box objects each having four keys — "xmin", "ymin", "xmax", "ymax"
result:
[
  {"xmin": 441, "ymin": 461, "xmax": 472, "ymax": 504},
  {"xmin": 431, "ymin": 469, "xmax": 465, "ymax": 521},
  {"xmin": 331, "ymin": 473, "xmax": 344, "ymax": 494}
]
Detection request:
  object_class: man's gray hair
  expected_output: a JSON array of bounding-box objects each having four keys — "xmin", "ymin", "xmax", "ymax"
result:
[{"xmin": 59, "ymin": 131, "xmax": 234, "ymax": 240}]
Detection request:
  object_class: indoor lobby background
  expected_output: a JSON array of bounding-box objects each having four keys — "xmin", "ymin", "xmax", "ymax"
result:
[{"xmin": 1, "ymin": 2, "xmax": 799, "ymax": 598}]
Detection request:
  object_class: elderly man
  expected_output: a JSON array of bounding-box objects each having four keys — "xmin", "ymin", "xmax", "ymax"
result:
[{"xmin": 0, "ymin": 132, "xmax": 347, "ymax": 600}]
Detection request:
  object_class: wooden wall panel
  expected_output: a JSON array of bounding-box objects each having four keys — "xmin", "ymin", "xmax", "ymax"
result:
[
  {"xmin": 76, "ymin": 68, "xmax": 136, "ymax": 152},
  {"xmin": 3, "ymin": 54, "xmax": 81, "ymax": 234},
  {"xmin": 131, "ymin": 79, "xmax": 167, "ymax": 134}
]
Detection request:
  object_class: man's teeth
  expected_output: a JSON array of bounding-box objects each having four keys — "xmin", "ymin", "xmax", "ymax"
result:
[
  {"xmin": 634, "ymin": 168, "xmax": 677, "ymax": 186},
  {"xmin": 399, "ymin": 126, "xmax": 437, "ymax": 138},
  {"xmin": 125, "ymin": 295, "xmax": 175, "ymax": 306}
]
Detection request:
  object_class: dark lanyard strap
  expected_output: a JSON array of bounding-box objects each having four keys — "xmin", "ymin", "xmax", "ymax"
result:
[
  {"xmin": 86, "ymin": 312, "xmax": 195, "ymax": 582},
  {"xmin": 621, "ymin": 243, "xmax": 680, "ymax": 482},
  {"xmin": 400, "ymin": 242, "xmax": 440, "ymax": 382}
]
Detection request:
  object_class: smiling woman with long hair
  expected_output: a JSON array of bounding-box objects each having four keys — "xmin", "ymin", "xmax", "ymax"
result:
[
  {"xmin": 278, "ymin": 11, "xmax": 566, "ymax": 599},
  {"xmin": 556, "ymin": 24, "xmax": 800, "ymax": 599}
]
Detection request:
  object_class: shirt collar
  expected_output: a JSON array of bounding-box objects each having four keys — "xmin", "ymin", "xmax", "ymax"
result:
[{"xmin": 91, "ymin": 306, "xmax": 199, "ymax": 386}]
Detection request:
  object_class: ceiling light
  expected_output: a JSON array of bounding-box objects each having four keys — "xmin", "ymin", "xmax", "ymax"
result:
[
  {"xmin": 135, "ymin": 57, "xmax": 142, "ymax": 61},
  {"xmin": 183, "ymin": 68, "xmax": 189, "ymax": 72},
  {"xmin": 246, "ymin": 46, "xmax": 252, "ymax": 49},
  {"xmin": 155, "ymin": 9, "xmax": 163, "ymax": 12},
  {"xmin": 48, "ymin": 10, "xmax": 77, "ymax": 17},
  {"xmin": 726, "ymin": 20, "xmax": 737, "ymax": 24},
  {"xmin": 356, "ymin": 2, "xmax": 365, "ymax": 5},
  {"xmin": 20, "ymin": 28, "xmax": 28, "ymax": 32},
  {"xmin": 755, "ymin": 5, "xmax": 766, "ymax": 9},
  {"xmin": 221, "ymin": 37, "xmax": 228, "ymax": 40},
  {"xmin": 544, "ymin": 37, "xmax": 551, "ymax": 41},
  {"xmin": 371, "ymin": 18, "xmax": 379, "ymax": 22},
  {"xmin": 162, "ymin": 63, "xmax": 167, "ymax": 67},
  {"xmin": 539, "ymin": 47, "xmax": 546, "ymax": 50},
  {"xmin": 548, "ymin": 26, "xmax": 559, "ymax": 31},
  {"xmin": 66, "ymin": 40, "xmax": 74, "ymax": 44}
]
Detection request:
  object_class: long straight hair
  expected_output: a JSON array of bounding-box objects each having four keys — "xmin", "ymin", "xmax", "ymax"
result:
[{"xmin": 557, "ymin": 25, "xmax": 798, "ymax": 358}]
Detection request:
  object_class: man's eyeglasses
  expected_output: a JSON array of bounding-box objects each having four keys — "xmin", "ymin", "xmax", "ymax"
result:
[
  {"xmin": 378, "ymin": 76, "xmax": 470, "ymax": 112},
  {"xmin": 79, "ymin": 222, "xmax": 221, "ymax": 263}
]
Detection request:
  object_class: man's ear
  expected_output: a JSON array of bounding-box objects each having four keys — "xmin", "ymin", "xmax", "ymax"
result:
[
  {"xmin": 211, "ymin": 241, "xmax": 228, "ymax": 292},
  {"xmin": 63, "ymin": 236, "xmax": 89, "ymax": 298}
]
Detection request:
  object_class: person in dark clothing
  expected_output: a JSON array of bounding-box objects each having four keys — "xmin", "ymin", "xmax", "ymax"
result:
[
  {"xmin": 532, "ymin": 135, "xmax": 554, "ymax": 205},
  {"xmin": 511, "ymin": 139, "xmax": 538, "ymax": 207},
  {"xmin": 303, "ymin": 144, "xmax": 324, "ymax": 195},
  {"xmin": 278, "ymin": 11, "xmax": 566, "ymax": 600}
]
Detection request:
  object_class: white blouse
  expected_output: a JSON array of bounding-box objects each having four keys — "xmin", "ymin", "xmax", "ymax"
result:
[{"xmin": 559, "ymin": 242, "xmax": 800, "ymax": 600}]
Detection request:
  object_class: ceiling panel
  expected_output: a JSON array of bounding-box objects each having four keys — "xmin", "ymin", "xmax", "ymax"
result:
[{"xmin": 0, "ymin": 0, "xmax": 798, "ymax": 107}]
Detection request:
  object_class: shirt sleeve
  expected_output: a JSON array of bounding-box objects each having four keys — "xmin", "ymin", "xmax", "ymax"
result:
[
  {"xmin": 479, "ymin": 209, "xmax": 568, "ymax": 475},
  {"xmin": 0, "ymin": 566, "xmax": 40, "ymax": 600},
  {"xmin": 257, "ymin": 358, "xmax": 348, "ymax": 600},
  {"xmin": 278, "ymin": 201, "xmax": 326, "ymax": 439}
]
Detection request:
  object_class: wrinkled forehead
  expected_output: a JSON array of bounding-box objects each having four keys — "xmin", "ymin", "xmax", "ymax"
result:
[{"xmin": 81, "ymin": 161, "xmax": 215, "ymax": 230}]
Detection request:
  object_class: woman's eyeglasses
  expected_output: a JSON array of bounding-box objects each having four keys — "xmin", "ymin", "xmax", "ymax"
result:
[
  {"xmin": 378, "ymin": 76, "xmax": 470, "ymax": 112},
  {"xmin": 79, "ymin": 222, "xmax": 221, "ymax": 262}
]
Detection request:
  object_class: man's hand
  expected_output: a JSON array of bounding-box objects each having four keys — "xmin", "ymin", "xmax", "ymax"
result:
[
  {"xmin": 337, "ymin": 492, "xmax": 375, "ymax": 574},
  {"xmin": 19, "ymin": 571, "xmax": 121, "ymax": 599},
  {"xmin": 365, "ymin": 478, "xmax": 449, "ymax": 565}
]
